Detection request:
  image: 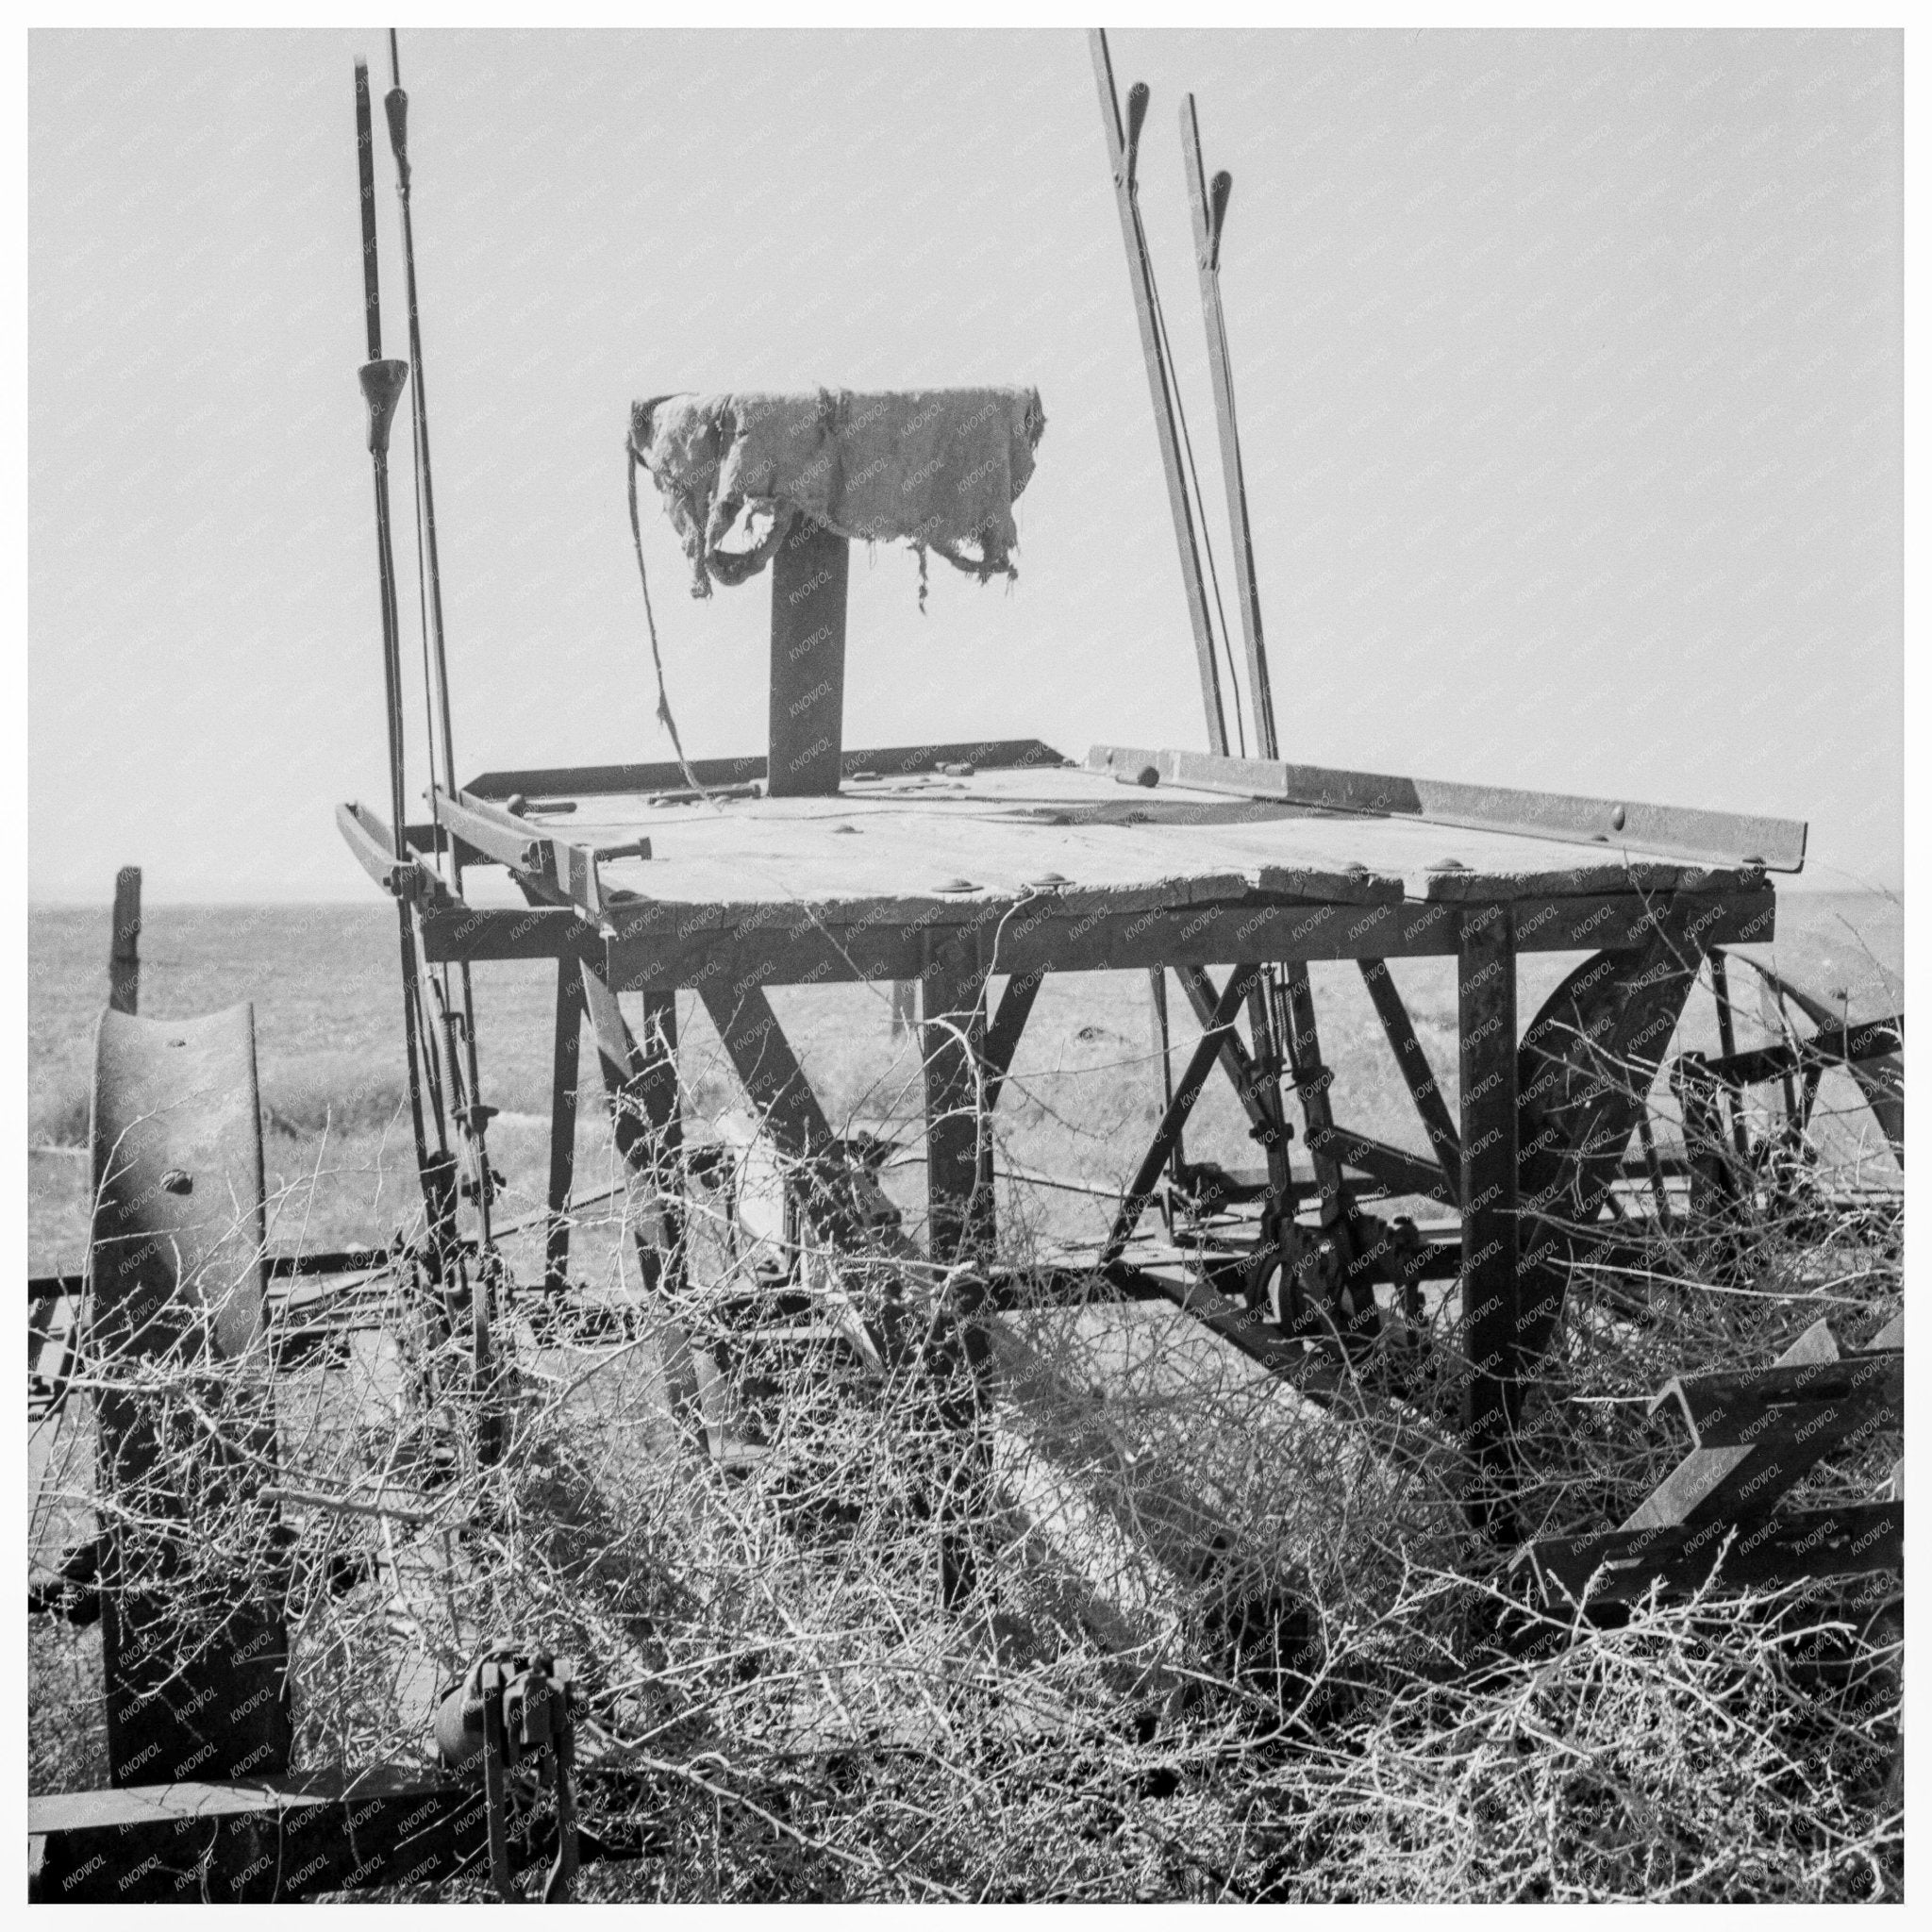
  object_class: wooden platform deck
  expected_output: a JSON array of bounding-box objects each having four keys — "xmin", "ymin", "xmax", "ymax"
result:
[
  {"xmin": 412, "ymin": 748, "xmax": 1779, "ymax": 990},
  {"xmin": 557, "ymin": 763, "xmax": 1760, "ymax": 913}
]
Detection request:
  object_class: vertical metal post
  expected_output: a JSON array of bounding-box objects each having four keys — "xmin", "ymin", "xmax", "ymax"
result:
[
  {"xmin": 383, "ymin": 39, "xmax": 498, "ymax": 1300},
  {"xmin": 480, "ymin": 1674, "xmax": 516, "ymax": 1902},
  {"xmin": 768, "ymin": 514, "xmax": 849, "ymax": 798},
  {"xmin": 352, "ymin": 57, "xmax": 442, "ymax": 1225},
  {"xmin": 543, "ymin": 1689, "xmax": 580, "ymax": 1904},
  {"xmin": 1280, "ymin": 963, "xmax": 1348, "ymax": 1228},
  {"xmin": 543, "ymin": 959, "xmax": 585, "ymax": 1296},
  {"xmin": 1707, "ymin": 949, "xmax": 1752, "ymax": 1161},
  {"xmin": 108, "ymin": 866, "xmax": 141, "ymax": 1015},
  {"xmin": 1180, "ymin": 95, "xmax": 1278, "ymax": 758},
  {"xmin": 1088, "ymin": 30, "xmax": 1229, "ymax": 754},
  {"xmin": 1148, "ymin": 967, "xmax": 1184, "ymax": 1182},
  {"xmin": 1243, "ymin": 979, "xmax": 1294, "ymax": 1203},
  {"xmin": 1457, "ymin": 904, "xmax": 1519, "ymax": 1532}
]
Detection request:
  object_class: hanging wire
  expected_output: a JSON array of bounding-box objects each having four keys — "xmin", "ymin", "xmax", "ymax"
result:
[{"xmin": 627, "ymin": 442, "xmax": 725, "ymax": 811}]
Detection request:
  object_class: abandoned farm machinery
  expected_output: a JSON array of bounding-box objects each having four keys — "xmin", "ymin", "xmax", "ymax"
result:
[{"xmin": 29, "ymin": 29, "xmax": 1902, "ymax": 1903}]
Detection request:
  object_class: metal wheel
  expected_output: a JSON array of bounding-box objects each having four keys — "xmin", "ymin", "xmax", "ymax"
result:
[{"xmin": 1514, "ymin": 939, "xmax": 1701, "ymax": 1364}]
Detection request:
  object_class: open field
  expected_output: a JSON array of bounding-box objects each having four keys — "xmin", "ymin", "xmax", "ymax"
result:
[{"xmin": 26, "ymin": 890, "xmax": 1903, "ymax": 1274}]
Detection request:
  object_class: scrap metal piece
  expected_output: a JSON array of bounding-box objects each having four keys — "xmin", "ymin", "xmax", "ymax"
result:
[{"xmin": 89, "ymin": 1004, "xmax": 291, "ymax": 1789}]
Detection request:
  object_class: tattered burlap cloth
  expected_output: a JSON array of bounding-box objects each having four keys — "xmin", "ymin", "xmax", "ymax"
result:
[{"xmin": 629, "ymin": 388, "xmax": 1045, "ymax": 596}]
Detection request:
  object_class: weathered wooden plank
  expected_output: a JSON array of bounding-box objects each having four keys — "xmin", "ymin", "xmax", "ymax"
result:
[
  {"xmin": 30, "ymin": 1769, "xmax": 489, "ymax": 1903},
  {"xmin": 485, "ymin": 760, "xmax": 1783, "ymax": 915},
  {"xmin": 419, "ymin": 904, "xmax": 595, "ymax": 964},
  {"xmin": 108, "ymin": 866, "xmax": 142, "ymax": 1014},
  {"xmin": 767, "ymin": 516, "xmax": 848, "ymax": 798},
  {"xmin": 463, "ymin": 739, "xmax": 1070, "ymax": 801},
  {"xmin": 606, "ymin": 889, "xmax": 1777, "ymax": 992},
  {"xmin": 1087, "ymin": 742, "xmax": 1808, "ymax": 873}
]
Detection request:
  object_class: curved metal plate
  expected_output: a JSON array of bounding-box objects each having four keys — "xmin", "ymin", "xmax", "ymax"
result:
[{"xmin": 90, "ymin": 1004, "xmax": 291, "ymax": 1790}]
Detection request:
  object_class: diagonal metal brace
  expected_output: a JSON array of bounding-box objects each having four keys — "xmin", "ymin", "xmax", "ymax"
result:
[
  {"xmin": 1103, "ymin": 963, "xmax": 1264, "ymax": 1264},
  {"xmin": 1358, "ymin": 958, "xmax": 1461, "ymax": 1205}
]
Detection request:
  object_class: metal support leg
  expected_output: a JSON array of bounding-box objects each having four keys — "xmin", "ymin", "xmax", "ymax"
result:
[
  {"xmin": 1148, "ymin": 968, "xmax": 1183, "ymax": 1183},
  {"xmin": 922, "ymin": 931, "xmax": 993, "ymax": 1613},
  {"xmin": 923, "ymin": 933, "xmax": 991, "ymax": 1262},
  {"xmin": 1457, "ymin": 904, "xmax": 1519, "ymax": 1533},
  {"xmin": 1279, "ymin": 962, "xmax": 1349, "ymax": 1230},
  {"xmin": 544, "ymin": 958, "xmax": 585, "ymax": 1296},
  {"xmin": 1707, "ymin": 949, "xmax": 1752, "ymax": 1162}
]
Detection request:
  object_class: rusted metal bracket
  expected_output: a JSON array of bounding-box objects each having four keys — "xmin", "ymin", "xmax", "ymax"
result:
[
  {"xmin": 430, "ymin": 783, "xmax": 651, "ymax": 920},
  {"xmin": 435, "ymin": 1645, "xmax": 580, "ymax": 1903},
  {"xmin": 336, "ymin": 800, "xmax": 454, "ymax": 905}
]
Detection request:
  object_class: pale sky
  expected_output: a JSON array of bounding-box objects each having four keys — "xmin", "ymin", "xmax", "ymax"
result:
[{"xmin": 29, "ymin": 28, "xmax": 1902, "ymax": 901}]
